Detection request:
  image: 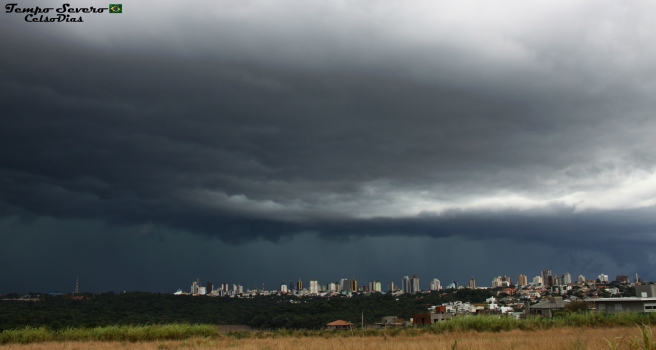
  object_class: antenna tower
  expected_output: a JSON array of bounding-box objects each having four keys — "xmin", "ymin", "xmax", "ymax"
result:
[{"xmin": 75, "ymin": 276, "xmax": 79, "ymax": 294}]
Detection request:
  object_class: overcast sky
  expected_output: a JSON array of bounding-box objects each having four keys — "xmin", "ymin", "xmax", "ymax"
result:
[{"xmin": 1, "ymin": 0, "xmax": 655, "ymax": 294}]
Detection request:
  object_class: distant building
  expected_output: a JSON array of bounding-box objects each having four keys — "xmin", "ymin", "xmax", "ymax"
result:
[
  {"xmin": 541, "ymin": 270, "xmax": 552, "ymax": 287},
  {"xmin": 388, "ymin": 281, "xmax": 396, "ymax": 293},
  {"xmin": 411, "ymin": 276, "xmax": 420, "ymax": 293},
  {"xmin": 402, "ymin": 276, "xmax": 410, "ymax": 293},
  {"xmin": 553, "ymin": 275, "xmax": 562, "ymax": 286},
  {"xmin": 401, "ymin": 275, "xmax": 420, "ymax": 293},
  {"xmin": 368, "ymin": 280, "xmax": 381, "ymax": 293},
  {"xmin": 577, "ymin": 275, "xmax": 585, "ymax": 283},
  {"xmin": 468, "ymin": 278, "xmax": 476, "ymax": 289},
  {"xmin": 191, "ymin": 280, "xmax": 200, "ymax": 295},
  {"xmin": 533, "ymin": 276, "xmax": 542, "ymax": 285},
  {"xmin": 429, "ymin": 279, "xmax": 441, "ymax": 291},
  {"xmin": 492, "ymin": 275, "xmax": 511, "ymax": 288},
  {"xmin": 562, "ymin": 273, "xmax": 572, "ymax": 285},
  {"xmin": 297, "ymin": 278, "xmax": 303, "ymax": 290},
  {"xmin": 280, "ymin": 283, "xmax": 288, "ymax": 293},
  {"xmin": 350, "ymin": 279, "xmax": 358, "ymax": 292},
  {"xmin": 340, "ymin": 279, "xmax": 349, "ymax": 292},
  {"xmin": 598, "ymin": 274, "xmax": 609, "ymax": 283},
  {"xmin": 517, "ymin": 274, "xmax": 528, "ymax": 286},
  {"xmin": 309, "ymin": 279, "xmax": 319, "ymax": 294},
  {"xmin": 206, "ymin": 282, "xmax": 213, "ymax": 294},
  {"xmin": 615, "ymin": 275, "xmax": 629, "ymax": 283}
]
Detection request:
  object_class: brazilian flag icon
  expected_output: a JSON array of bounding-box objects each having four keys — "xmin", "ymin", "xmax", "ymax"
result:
[{"xmin": 109, "ymin": 4, "xmax": 122, "ymax": 13}]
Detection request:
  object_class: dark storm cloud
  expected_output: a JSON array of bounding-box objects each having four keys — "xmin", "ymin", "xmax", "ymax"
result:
[{"xmin": 1, "ymin": 0, "xmax": 656, "ymax": 274}]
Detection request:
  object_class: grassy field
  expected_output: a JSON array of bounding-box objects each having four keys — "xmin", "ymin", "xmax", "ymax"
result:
[
  {"xmin": 0, "ymin": 326, "xmax": 653, "ymax": 350},
  {"xmin": 2, "ymin": 313, "xmax": 656, "ymax": 347}
]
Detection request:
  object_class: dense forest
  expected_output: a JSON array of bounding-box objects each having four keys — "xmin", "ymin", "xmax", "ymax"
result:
[{"xmin": 0, "ymin": 289, "xmax": 492, "ymax": 331}]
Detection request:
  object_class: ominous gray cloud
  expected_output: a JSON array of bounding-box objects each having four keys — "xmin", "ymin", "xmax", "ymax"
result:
[{"xmin": 2, "ymin": 0, "xmax": 656, "ymax": 290}]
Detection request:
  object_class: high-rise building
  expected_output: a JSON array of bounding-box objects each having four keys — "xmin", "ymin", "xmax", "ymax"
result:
[
  {"xmin": 541, "ymin": 270, "xmax": 552, "ymax": 287},
  {"xmin": 191, "ymin": 280, "xmax": 200, "ymax": 294},
  {"xmin": 197, "ymin": 286, "xmax": 206, "ymax": 295},
  {"xmin": 388, "ymin": 281, "xmax": 396, "ymax": 293},
  {"xmin": 401, "ymin": 275, "xmax": 419, "ymax": 293},
  {"xmin": 533, "ymin": 276, "xmax": 542, "ymax": 285},
  {"xmin": 517, "ymin": 274, "xmax": 528, "ymax": 286},
  {"xmin": 468, "ymin": 277, "xmax": 476, "ymax": 289},
  {"xmin": 562, "ymin": 273, "xmax": 572, "ymax": 285},
  {"xmin": 492, "ymin": 276, "xmax": 501, "ymax": 288},
  {"xmin": 598, "ymin": 274, "xmax": 609, "ymax": 283},
  {"xmin": 289, "ymin": 281, "xmax": 293, "ymax": 291},
  {"xmin": 373, "ymin": 281, "xmax": 382, "ymax": 292},
  {"xmin": 547, "ymin": 275, "xmax": 554, "ymax": 287},
  {"xmin": 350, "ymin": 279, "xmax": 358, "ymax": 292},
  {"xmin": 577, "ymin": 275, "xmax": 585, "ymax": 283},
  {"xmin": 502, "ymin": 275, "xmax": 512, "ymax": 286},
  {"xmin": 368, "ymin": 280, "xmax": 382, "ymax": 293},
  {"xmin": 340, "ymin": 278, "xmax": 350, "ymax": 292},
  {"xmin": 411, "ymin": 276, "xmax": 420, "ymax": 293},
  {"xmin": 402, "ymin": 276, "xmax": 410, "ymax": 293},
  {"xmin": 297, "ymin": 278, "xmax": 303, "ymax": 290},
  {"xmin": 206, "ymin": 282, "xmax": 213, "ymax": 294},
  {"xmin": 553, "ymin": 275, "xmax": 562, "ymax": 286},
  {"xmin": 429, "ymin": 279, "xmax": 441, "ymax": 291},
  {"xmin": 280, "ymin": 282, "xmax": 288, "ymax": 293},
  {"xmin": 309, "ymin": 279, "xmax": 319, "ymax": 294}
]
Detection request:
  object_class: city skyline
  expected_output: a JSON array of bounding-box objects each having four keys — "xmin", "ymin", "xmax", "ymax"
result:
[{"xmin": 6, "ymin": 264, "xmax": 640, "ymax": 295}]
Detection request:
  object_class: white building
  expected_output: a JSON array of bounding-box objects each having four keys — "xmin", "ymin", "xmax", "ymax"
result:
[
  {"xmin": 309, "ymin": 279, "xmax": 319, "ymax": 294},
  {"xmin": 599, "ymin": 274, "xmax": 609, "ymax": 283},
  {"xmin": 577, "ymin": 275, "xmax": 585, "ymax": 283},
  {"xmin": 533, "ymin": 276, "xmax": 542, "ymax": 285},
  {"xmin": 429, "ymin": 279, "xmax": 441, "ymax": 291},
  {"xmin": 280, "ymin": 283, "xmax": 288, "ymax": 293}
]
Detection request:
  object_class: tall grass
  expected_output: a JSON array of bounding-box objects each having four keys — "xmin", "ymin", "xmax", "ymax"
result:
[
  {"xmin": 0, "ymin": 324, "xmax": 216, "ymax": 344},
  {"xmin": 3, "ymin": 312, "xmax": 656, "ymax": 344}
]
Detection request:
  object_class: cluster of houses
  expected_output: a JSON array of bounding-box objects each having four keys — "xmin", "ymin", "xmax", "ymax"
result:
[{"xmin": 324, "ymin": 284, "xmax": 656, "ymax": 329}]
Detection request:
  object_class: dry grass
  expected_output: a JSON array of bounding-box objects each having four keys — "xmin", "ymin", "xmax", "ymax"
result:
[{"xmin": 0, "ymin": 327, "xmax": 646, "ymax": 350}]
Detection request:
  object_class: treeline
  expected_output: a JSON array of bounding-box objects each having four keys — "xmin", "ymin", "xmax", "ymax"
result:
[{"xmin": 0, "ymin": 289, "xmax": 492, "ymax": 331}]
